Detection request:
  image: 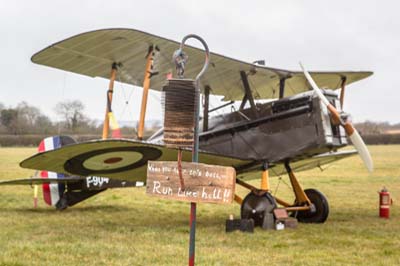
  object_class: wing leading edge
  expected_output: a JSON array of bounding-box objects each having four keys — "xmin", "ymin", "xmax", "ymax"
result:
[{"xmin": 31, "ymin": 28, "xmax": 372, "ymax": 101}]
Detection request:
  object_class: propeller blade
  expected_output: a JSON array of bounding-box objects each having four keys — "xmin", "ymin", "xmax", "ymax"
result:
[
  {"xmin": 299, "ymin": 62, "xmax": 330, "ymax": 106},
  {"xmin": 300, "ymin": 62, "xmax": 373, "ymax": 172},
  {"xmin": 348, "ymin": 127, "xmax": 374, "ymax": 172}
]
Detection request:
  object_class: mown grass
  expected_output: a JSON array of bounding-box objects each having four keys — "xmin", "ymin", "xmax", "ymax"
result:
[{"xmin": 0, "ymin": 146, "xmax": 399, "ymax": 265}]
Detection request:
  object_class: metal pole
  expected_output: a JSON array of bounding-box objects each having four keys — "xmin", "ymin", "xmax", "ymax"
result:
[{"xmin": 176, "ymin": 34, "xmax": 209, "ymax": 266}]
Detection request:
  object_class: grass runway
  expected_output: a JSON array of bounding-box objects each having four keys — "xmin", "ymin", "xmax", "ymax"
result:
[{"xmin": 0, "ymin": 146, "xmax": 399, "ymax": 265}]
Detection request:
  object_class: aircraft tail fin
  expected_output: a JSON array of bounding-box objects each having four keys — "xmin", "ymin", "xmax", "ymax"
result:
[{"xmin": 37, "ymin": 136, "xmax": 77, "ymax": 206}]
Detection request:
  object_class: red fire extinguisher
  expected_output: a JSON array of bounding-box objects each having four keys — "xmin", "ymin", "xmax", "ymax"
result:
[{"xmin": 379, "ymin": 187, "xmax": 392, "ymax": 218}]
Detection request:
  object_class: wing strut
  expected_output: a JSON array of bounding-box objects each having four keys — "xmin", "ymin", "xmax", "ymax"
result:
[
  {"xmin": 239, "ymin": 71, "xmax": 258, "ymax": 118},
  {"xmin": 279, "ymin": 77, "xmax": 286, "ymax": 99},
  {"xmin": 339, "ymin": 76, "xmax": 347, "ymax": 108},
  {"xmin": 202, "ymin": 86, "xmax": 210, "ymax": 131},
  {"xmin": 102, "ymin": 63, "xmax": 118, "ymax": 139},
  {"xmin": 138, "ymin": 46, "xmax": 155, "ymax": 140}
]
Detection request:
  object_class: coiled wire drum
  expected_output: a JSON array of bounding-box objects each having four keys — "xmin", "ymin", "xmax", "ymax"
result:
[{"xmin": 162, "ymin": 78, "xmax": 197, "ymax": 149}]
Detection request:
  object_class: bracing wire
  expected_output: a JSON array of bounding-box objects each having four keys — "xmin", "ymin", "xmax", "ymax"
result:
[
  {"xmin": 270, "ymin": 167, "xmax": 292, "ymax": 196},
  {"xmin": 116, "ymin": 73, "xmax": 135, "ymax": 121}
]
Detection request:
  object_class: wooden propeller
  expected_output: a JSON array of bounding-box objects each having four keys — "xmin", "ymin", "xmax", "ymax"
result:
[{"xmin": 300, "ymin": 63, "xmax": 373, "ymax": 172}]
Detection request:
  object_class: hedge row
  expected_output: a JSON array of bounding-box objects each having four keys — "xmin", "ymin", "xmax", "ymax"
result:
[
  {"xmin": 0, "ymin": 135, "xmax": 100, "ymax": 147},
  {"xmin": 361, "ymin": 134, "xmax": 400, "ymax": 145},
  {"xmin": 1, "ymin": 134, "xmax": 399, "ymax": 147}
]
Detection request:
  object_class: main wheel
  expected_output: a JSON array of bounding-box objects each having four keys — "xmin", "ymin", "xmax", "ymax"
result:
[
  {"xmin": 295, "ymin": 188, "xmax": 329, "ymax": 223},
  {"xmin": 241, "ymin": 191, "xmax": 277, "ymax": 227}
]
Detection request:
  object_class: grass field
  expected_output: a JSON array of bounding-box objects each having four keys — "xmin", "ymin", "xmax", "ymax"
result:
[{"xmin": 0, "ymin": 146, "xmax": 399, "ymax": 266}]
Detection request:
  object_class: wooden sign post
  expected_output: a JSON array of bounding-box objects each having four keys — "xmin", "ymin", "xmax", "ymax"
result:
[{"xmin": 146, "ymin": 161, "xmax": 236, "ymax": 204}]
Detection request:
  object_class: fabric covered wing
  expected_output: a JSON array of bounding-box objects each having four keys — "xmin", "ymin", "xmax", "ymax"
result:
[
  {"xmin": 20, "ymin": 139, "xmax": 253, "ymax": 182},
  {"xmin": 236, "ymin": 150, "xmax": 357, "ymax": 180},
  {"xmin": 31, "ymin": 28, "xmax": 372, "ymax": 101},
  {"xmin": 0, "ymin": 177, "xmax": 83, "ymax": 186},
  {"xmin": 271, "ymin": 150, "xmax": 357, "ymax": 176}
]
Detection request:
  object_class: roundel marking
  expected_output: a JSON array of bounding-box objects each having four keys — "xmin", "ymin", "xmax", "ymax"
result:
[
  {"xmin": 82, "ymin": 151, "xmax": 143, "ymax": 170},
  {"xmin": 64, "ymin": 146, "xmax": 162, "ymax": 176},
  {"xmin": 104, "ymin": 157, "xmax": 123, "ymax": 164}
]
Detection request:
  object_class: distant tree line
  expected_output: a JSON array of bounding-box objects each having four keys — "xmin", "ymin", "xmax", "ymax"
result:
[
  {"xmin": 0, "ymin": 100, "xmax": 163, "ymax": 146},
  {"xmin": 0, "ymin": 100, "xmax": 156, "ymax": 136},
  {"xmin": 0, "ymin": 100, "xmax": 99, "ymax": 135},
  {"xmin": 0, "ymin": 100, "xmax": 399, "ymax": 146},
  {"xmin": 354, "ymin": 121, "xmax": 400, "ymax": 135}
]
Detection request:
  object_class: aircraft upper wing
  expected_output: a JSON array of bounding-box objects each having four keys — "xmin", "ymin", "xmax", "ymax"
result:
[
  {"xmin": 20, "ymin": 139, "xmax": 253, "ymax": 182},
  {"xmin": 0, "ymin": 177, "xmax": 83, "ymax": 186},
  {"xmin": 31, "ymin": 28, "xmax": 372, "ymax": 101}
]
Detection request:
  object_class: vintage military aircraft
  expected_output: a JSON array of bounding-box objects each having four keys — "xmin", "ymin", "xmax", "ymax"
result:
[{"xmin": 13, "ymin": 28, "xmax": 373, "ymax": 225}]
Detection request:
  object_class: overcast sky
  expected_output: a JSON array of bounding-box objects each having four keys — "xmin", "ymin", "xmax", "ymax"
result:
[{"xmin": 1, "ymin": 0, "xmax": 399, "ymax": 124}]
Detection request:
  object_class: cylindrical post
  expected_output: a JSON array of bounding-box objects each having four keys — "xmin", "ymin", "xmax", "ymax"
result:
[
  {"xmin": 102, "ymin": 63, "xmax": 118, "ymax": 140},
  {"xmin": 33, "ymin": 184, "xmax": 39, "ymax": 208},
  {"xmin": 260, "ymin": 162, "xmax": 269, "ymax": 191},
  {"xmin": 189, "ymin": 202, "xmax": 196, "ymax": 266},
  {"xmin": 176, "ymin": 34, "xmax": 209, "ymax": 266},
  {"xmin": 137, "ymin": 47, "xmax": 154, "ymax": 140}
]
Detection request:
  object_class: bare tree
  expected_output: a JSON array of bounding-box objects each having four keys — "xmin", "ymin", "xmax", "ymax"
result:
[
  {"xmin": 0, "ymin": 108, "xmax": 19, "ymax": 134},
  {"xmin": 17, "ymin": 101, "xmax": 41, "ymax": 129},
  {"xmin": 54, "ymin": 100, "xmax": 86, "ymax": 132}
]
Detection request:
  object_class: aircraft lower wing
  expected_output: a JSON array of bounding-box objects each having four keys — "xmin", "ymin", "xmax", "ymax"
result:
[
  {"xmin": 20, "ymin": 139, "xmax": 253, "ymax": 182},
  {"xmin": 20, "ymin": 138, "xmax": 357, "ymax": 183},
  {"xmin": 231, "ymin": 150, "xmax": 357, "ymax": 180},
  {"xmin": 270, "ymin": 150, "xmax": 357, "ymax": 177},
  {"xmin": 0, "ymin": 177, "xmax": 83, "ymax": 186}
]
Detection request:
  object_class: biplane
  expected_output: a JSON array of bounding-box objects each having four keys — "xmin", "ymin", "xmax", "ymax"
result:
[{"xmin": 8, "ymin": 28, "xmax": 373, "ymax": 225}]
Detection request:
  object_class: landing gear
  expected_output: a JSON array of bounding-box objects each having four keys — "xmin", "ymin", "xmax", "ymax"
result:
[
  {"xmin": 293, "ymin": 189, "xmax": 329, "ymax": 223},
  {"xmin": 241, "ymin": 191, "xmax": 277, "ymax": 229},
  {"xmin": 235, "ymin": 162, "xmax": 331, "ymax": 227}
]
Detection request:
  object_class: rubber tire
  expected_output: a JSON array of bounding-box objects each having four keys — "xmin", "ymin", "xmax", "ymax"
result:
[
  {"xmin": 240, "ymin": 192, "xmax": 277, "ymax": 227},
  {"xmin": 295, "ymin": 189, "xmax": 329, "ymax": 223}
]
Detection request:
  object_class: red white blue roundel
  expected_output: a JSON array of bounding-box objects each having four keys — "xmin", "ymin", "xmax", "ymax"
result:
[
  {"xmin": 63, "ymin": 146, "xmax": 162, "ymax": 176},
  {"xmin": 38, "ymin": 136, "xmax": 75, "ymax": 206}
]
